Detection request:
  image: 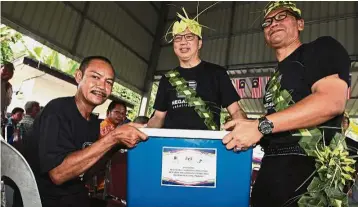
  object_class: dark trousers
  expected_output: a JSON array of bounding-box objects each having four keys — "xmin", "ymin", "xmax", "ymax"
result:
[
  {"xmin": 251, "ymin": 155, "xmax": 316, "ymax": 207},
  {"xmin": 41, "ymin": 191, "xmax": 90, "ymax": 207}
]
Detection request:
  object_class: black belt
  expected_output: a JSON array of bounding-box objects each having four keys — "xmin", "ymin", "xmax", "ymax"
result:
[{"xmin": 263, "ymin": 145, "xmax": 307, "ymax": 157}]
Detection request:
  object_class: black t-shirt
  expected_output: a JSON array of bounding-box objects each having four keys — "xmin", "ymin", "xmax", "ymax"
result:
[
  {"xmin": 261, "ymin": 36, "xmax": 350, "ymax": 147},
  {"xmin": 24, "ymin": 96, "xmax": 100, "ymax": 206},
  {"xmin": 154, "ymin": 61, "xmax": 240, "ymax": 130}
]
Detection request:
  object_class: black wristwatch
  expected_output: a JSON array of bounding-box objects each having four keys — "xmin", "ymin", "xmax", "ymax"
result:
[{"xmin": 258, "ymin": 116, "xmax": 274, "ymax": 135}]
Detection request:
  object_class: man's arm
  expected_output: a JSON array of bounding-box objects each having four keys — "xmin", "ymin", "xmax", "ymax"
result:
[
  {"xmin": 226, "ymin": 102, "xmax": 247, "ymax": 120},
  {"xmin": 147, "ymin": 110, "xmax": 167, "ymax": 128},
  {"xmin": 49, "ymin": 125, "xmax": 147, "ymax": 185},
  {"xmin": 267, "ymin": 74, "xmax": 347, "ymax": 133},
  {"xmin": 82, "ymin": 144, "xmax": 122, "ymax": 181},
  {"xmin": 223, "ymin": 74, "xmax": 347, "ymax": 149}
]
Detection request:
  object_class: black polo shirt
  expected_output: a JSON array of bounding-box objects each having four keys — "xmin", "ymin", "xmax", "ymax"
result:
[{"xmin": 24, "ymin": 96, "xmax": 100, "ymax": 207}]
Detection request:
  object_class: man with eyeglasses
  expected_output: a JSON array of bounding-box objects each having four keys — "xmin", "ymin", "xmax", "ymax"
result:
[
  {"xmin": 222, "ymin": 1, "xmax": 350, "ymax": 206},
  {"xmin": 148, "ymin": 8, "xmax": 246, "ymax": 130}
]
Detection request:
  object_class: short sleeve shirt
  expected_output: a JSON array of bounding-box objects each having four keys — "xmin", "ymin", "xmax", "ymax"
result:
[
  {"xmin": 24, "ymin": 96, "xmax": 100, "ymax": 205},
  {"xmin": 261, "ymin": 36, "xmax": 350, "ymax": 147},
  {"xmin": 154, "ymin": 61, "xmax": 240, "ymax": 130}
]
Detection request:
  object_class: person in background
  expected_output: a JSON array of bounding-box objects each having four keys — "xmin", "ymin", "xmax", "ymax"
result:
[
  {"xmin": 91, "ymin": 100, "xmax": 129, "ymax": 195},
  {"xmin": 1, "ymin": 62, "xmax": 15, "ymax": 137},
  {"xmin": 5, "ymin": 107, "xmax": 24, "ymax": 145},
  {"xmin": 133, "ymin": 116, "xmax": 149, "ymax": 125},
  {"xmin": 344, "ymin": 116, "xmax": 358, "ymax": 157},
  {"xmin": 100, "ymin": 100, "xmax": 127, "ymax": 137},
  {"xmin": 2, "ymin": 107, "xmax": 24, "ymax": 207},
  {"xmin": 19, "ymin": 101, "xmax": 40, "ymax": 135},
  {"xmin": 1, "ymin": 62, "xmax": 14, "ymax": 118},
  {"xmin": 123, "ymin": 117, "xmax": 131, "ymax": 124},
  {"xmin": 343, "ymin": 115, "xmax": 358, "ymax": 206}
]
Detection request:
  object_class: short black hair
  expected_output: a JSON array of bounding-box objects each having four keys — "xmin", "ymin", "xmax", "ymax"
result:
[
  {"xmin": 107, "ymin": 100, "xmax": 127, "ymax": 115},
  {"xmin": 79, "ymin": 56, "xmax": 115, "ymax": 76},
  {"xmin": 133, "ymin": 116, "xmax": 149, "ymax": 124},
  {"xmin": 11, "ymin": 107, "xmax": 24, "ymax": 115}
]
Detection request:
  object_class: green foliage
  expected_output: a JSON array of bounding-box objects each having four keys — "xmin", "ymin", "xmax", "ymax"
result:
[
  {"xmin": 220, "ymin": 110, "xmax": 230, "ymax": 126},
  {"xmin": 268, "ymin": 70, "xmax": 355, "ymax": 207},
  {"xmin": 165, "ymin": 70, "xmax": 218, "ymax": 130},
  {"xmin": 1, "ymin": 24, "xmax": 142, "ymax": 119},
  {"xmin": 1, "ymin": 25, "xmax": 23, "ymax": 64},
  {"xmin": 298, "ymin": 133, "xmax": 355, "ymax": 207},
  {"xmin": 146, "ymin": 81, "xmax": 231, "ymax": 126},
  {"xmin": 67, "ymin": 60, "xmax": 79, "ymax": 76}
]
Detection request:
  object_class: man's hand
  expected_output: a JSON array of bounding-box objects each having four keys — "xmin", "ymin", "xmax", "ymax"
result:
[
  {"xmin": 109, "ymin": 124, "xmax": 148, "ymax": 148},
  {"xmin": 222, "ymin": 119, "xmax": 263, "ymax": 151}
]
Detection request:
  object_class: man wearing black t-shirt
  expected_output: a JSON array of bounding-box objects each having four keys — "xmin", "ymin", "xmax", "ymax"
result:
[
  {"xmin": 24, "ymin": 56, "xmax": 147, "ymax": 207},
  {"xmin": 147, "ymin": 11, "xmax": 246, "ymax": 130},
  {"xmin": 222, "ymin": 2, "xmax": 350, "ymax": 206}
]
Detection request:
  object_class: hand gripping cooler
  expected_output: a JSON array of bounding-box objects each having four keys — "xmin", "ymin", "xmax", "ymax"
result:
[{"xmin": 127, "ymin": 128, "xmax": 253, "ymax": 207}]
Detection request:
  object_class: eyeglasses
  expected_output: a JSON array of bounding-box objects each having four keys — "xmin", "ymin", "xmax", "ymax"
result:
[
  {"xmin": 173, "ymin": 33, "xmax": 196, "ymax": 42},
  {"xmin": 261, "ymin": 10, "xmax": 299, "ymax": 29}
]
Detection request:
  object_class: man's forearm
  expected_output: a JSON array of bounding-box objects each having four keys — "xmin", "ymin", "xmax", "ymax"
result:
[
  {"xmin": 147, "ymin": 116, "xmax": 164, "ymax": 128},
  {"xmin": 267, "ymin": 93, "xmax": 345, "ymax": 134},
  {"xmin": 49, "ymin": 135, "xmax": 116, "ymax": 185},
  {"xmin": 83, "ymin": 144, "xmax": 122, "ymax": 181}
]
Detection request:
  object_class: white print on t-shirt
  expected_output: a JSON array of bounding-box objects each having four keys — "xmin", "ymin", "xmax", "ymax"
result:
[
  {"xmin": 172, "ymin": 80, "xmax": 197, "ymax": 109},
  {"xmin": 264, "ymin": 91, "xmax": 275, "ymax": 109},
  {"xmin": 263, "ymin": 74, "xmax": 282, "ymax": 111},
  {"xmin": 172, "ymin": 99, "xmax": 189, "ymax": 109}
]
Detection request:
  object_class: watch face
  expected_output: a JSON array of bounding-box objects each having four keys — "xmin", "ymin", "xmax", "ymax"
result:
[{"xmin": 260, "ymin": 121, "xmax": 273, "ymax": 134}]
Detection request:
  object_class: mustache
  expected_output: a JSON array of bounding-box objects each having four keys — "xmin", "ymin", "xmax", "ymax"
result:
[{"xmin": 90, "ymin": 89, "xmax": 106, "ymax": 97}]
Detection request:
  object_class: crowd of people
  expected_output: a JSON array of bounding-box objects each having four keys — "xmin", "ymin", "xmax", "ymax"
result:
[{"xmin": 0, "ymin": 1, "xmax": 357, "ymax": 207}]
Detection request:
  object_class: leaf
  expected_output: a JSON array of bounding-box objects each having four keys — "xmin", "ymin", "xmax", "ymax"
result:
[
  {"xmin": 298, "ymin": 195, "xmax": 327, "ymax": 207},
  {"xmin": 51, "ymin": 51, "xmax": 60, "ymax": 69},
  {"xmin": 329, "ymin": 159, "xmax": 336, "ymax": 166},
  {"xmin": 325, "ymin": 188, "xmax": 346, "ymax": 200},
  {"xmin": 341, "ymin": 173, "xmax": 353, "ymax": 181},
  {"xmin": 329, "ymin": 132, "xmax": 346, "ymax": 150},
  {"xmin": 33, "ymin": 46, "xmax": 43, "ymax": 60},
  {"xmin": 67, "ymin": 62, "xmax": 79, "ymax": 76},
  {"xmin": 307, "ymin": 177, "xmax": 323, "ymax": 192},
  {"xmin": 342, "ymin": 166, "xmax": 355, "ymax": 173}
]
